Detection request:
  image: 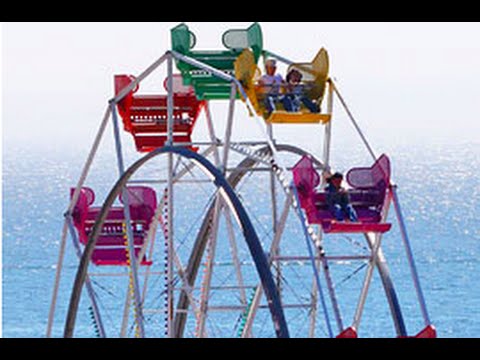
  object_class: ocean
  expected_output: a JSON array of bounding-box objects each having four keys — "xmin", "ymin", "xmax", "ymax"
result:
[{"xmin": 2, "ymin": 140, "xmax": 480, "ymax": 338}]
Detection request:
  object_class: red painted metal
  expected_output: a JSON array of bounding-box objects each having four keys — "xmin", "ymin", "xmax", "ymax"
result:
[
  {"xmin": 322, "ymin": 221, "xmax": 392, "ymax": 234},
  {"xmin": 336, "ymin": 327, "xmax": 358, "ymax": 338},
  {"xmin": 398, "ymin": 325, "xmax": 437, "ymax": 338},
  {"xmin": 114, "ymin": 74, "xmax": 205, "ymax": 152},
  {"xmin": 414, "ymin": 325, "xmax": 437, "ymax": 338}
]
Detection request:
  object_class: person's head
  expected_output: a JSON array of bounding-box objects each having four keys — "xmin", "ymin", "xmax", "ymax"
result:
[
  {"xmin": 265, "ymin": 59, "xmax": 277, "ymax": 76},
  {"xmin": 329, "ymin": 172, "xmax": 344, "ymax": 188},
  {"xmin": 286, "ymin": 69, "xmax": 302, "ymax": 84}
]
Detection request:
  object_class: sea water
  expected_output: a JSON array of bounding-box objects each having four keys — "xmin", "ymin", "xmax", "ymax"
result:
[{"xmin": 2, "ymin": 141, "xmax": 480, "ymax": 338}]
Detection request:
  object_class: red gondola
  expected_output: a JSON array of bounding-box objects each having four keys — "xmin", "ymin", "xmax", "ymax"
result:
[{"xmin": 114, "ymin": 74, "xmax": 206, "ymax": 153}]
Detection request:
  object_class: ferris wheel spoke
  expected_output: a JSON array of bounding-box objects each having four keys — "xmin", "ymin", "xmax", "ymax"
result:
[{"xmin": 223, "ymin": 208, "xmax": 248, "ymax": 306}]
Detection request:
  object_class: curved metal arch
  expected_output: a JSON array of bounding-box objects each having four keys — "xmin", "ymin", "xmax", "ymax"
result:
[
  {"xmin": 63, "ymin": 146, "xmax": 289, "ymax": 338},
  {"xmin": 173, "ymin": 144, "xmax": 406, "ymax": 337}
]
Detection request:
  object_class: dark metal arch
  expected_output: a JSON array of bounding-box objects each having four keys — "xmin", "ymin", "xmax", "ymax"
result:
[{"xmin": 63, "ymin": 146, "xmax": 289, "ymax": 338}]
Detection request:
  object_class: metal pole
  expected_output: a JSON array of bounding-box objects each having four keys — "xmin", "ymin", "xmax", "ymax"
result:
[
  {"xmin": 154, "ymin": 193, "xmax": 202, "ymax": 321},
  {"xmin": 308, "ymin": 270, "xmax": 318, "ymax": 338},
  {"xmin": 320, "ymin": 239, "xmax": 344, "ymax": 334},
  {"xmin": 267, "ymin": 124, "xmax": 280, "ymax": 294},
  {"xmin": 241, "ymin": 193, "xmax": 293, "ymax": 338},
  {"xmin": 331, "ymin": 80, "xmax": 377, "ymax": 161},
  {"xmin": 223, "ymin": 209, "xmax": 248, "ymax": 306},
  {"xmin": 391, "ymin": 185, "xmax": 431, "ymax": 326},
  {"xmin": 291, "ymin": 184, "xmax": 334, "ymax": 338},
  {"xmin": 196, "ymin": 194, "xmax": 223, "ymax": 337},
  {"xmin": 46, "ymin": 105, "xmax": 111, "ymax": 337},
  {"xmin": 120, "ymin": 193, "xmax": 161, "ymax": 337},
  {"xmin": 69, "ymin": 106, "xmax": 111, "ymax": 218},
  {"xmin": 262, "ymin": 50, "xmax": 295, "ymax": 66},
  {"xmin": 221, "ymin": 83, "xmax": 237, "ymax": 173},
  {"xmin": 204, "ymin": 102, "xmax": 222, "ymax": 167},
  {"xmin": 171, "ymin": 51, "xmax": 235, "ymax": 83},
  {"xmin": 352, "ymin": 232, "xmax": 384, "ymax": 331},
  {"xmin": 122, "ymin": 190, "xmax": 164, "ymax": 337},
  {"xmin": 266, "ymin": 125, "xmax": 278, "ymax": 230},
  {"xmin": 170, "ymin": 246, "xmax": 201, "ymax": 318},
  {"xmin": 365, "ymin": 192, "xmax": 407, "ymax": 337},
  {"xmin": 166, "ymin": 54, "xmax": 175, "ymax": 337},
  {"xmin": 46, "ymin": 220, "xmax": 69, "ymax": 337},
  {"xmin": 65, "ymin": 216, "xmax": 106, "ymax": 337},
  {"xmin": 352, "ymin": 187, "xmax": 396, "ymax": 333},
  {"xmin": 167, "ymin": 54, "xmax": 174, "ymax": 147},
  {"xmin": 315, "ymin": 79, "xmax": 344, "ymax": 335},
  {"xmin": 110, "ymin": 52, "xmax": 169, "ymax": 104},
  {"xmin": 120, "ymin": 281, "xmax": 132, "ymax": 338},
  {"xmin": 111, "ymin": 103, "xmax": 145, "ymax": 337},
  {"xmin": 323, "ymin": 80, "xmax": 334, "ymax": 170}
]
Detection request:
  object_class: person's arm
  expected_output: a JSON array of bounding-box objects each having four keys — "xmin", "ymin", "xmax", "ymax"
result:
[{"xmin": 257, "ymin": 76, "xmax": 269, "ymax": 94}]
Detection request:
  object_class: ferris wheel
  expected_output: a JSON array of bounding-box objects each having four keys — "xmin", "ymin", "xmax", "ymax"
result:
[{"xmin": 46, "ymin": 23, "xmax": 436, "ymax": 338}]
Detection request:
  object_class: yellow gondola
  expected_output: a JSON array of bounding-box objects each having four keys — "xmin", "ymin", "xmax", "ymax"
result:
[
  {"xmin": 266, "ymin": 111, "xmax": 331, "ymax": 124},
  {"xmin": 235, "ymin": 48, "xmax": 331, "ymax": 124}
]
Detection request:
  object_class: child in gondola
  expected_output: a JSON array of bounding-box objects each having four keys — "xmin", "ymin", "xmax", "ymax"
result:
[
  {"xmin": 258, "ymin": 58, "xmax": 285, "ymax": 115},
  {"xmin": 325, "ymin": 172, "xmax": 358, "ymax": 222},
  {"xmin": 282, "ymin": 69, "xmax": 320, "ymax": 113}
]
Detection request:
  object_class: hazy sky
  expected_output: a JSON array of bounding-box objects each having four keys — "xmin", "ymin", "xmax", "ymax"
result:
[{"xmin": 2, "ymin": 22, "xmax": 480, "ymax": 155}]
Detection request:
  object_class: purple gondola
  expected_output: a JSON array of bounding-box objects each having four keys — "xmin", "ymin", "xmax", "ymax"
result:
[{"xmin": 292, "ymin": 154, "xmax": 392, "ymax": 234}]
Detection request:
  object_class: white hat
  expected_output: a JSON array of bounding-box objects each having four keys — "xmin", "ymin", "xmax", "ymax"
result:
[{"xmin": 265, "ymin": 59, "xmax": 277, "ymax": 67}]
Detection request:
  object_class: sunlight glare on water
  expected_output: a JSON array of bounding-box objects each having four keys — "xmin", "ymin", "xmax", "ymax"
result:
[{"xmin": 2, "ymin": 141, "xmax": 479, "ymax": 337}]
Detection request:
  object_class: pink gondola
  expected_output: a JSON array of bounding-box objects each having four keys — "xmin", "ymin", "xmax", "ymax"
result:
[
  {"xmin": 292, "ymin": 154, "xmax": 392, "ymax": 234},
  {"xmin": 70, "ymin": 186, "xmax": 157, "ymax": 266}
]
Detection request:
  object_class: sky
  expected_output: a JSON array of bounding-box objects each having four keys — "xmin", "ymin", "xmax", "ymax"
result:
[
  {"xmin": 1, "ymin": 21, "xmax": 479, "ymax": 339},
  {"xmin": 2, "ymin": 22, "xmax": 480, "ymax": 156}
]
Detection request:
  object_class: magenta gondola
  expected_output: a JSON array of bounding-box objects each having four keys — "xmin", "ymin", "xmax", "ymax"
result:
[
  {"xmin": 293, "ymin": 154, "xmax": 393, "ymax": 234},
  {"xmin": 70, "ymin": 186, "xmax": 157, "ymax": 266}
]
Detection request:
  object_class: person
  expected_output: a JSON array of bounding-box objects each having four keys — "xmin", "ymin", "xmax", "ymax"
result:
[
  {"xmin": 325, "ymin": 172, "xmax": 359, "ymax": 222},
  {"xmin": 258, "ymin": 59, "xmax": 285, "ymax": 114},
  {"xmin": 282, "ymin": 69, "xmax": 320, "ymax": 113}
]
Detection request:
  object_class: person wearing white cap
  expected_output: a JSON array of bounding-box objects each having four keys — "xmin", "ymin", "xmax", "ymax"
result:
[{"xmin": 258, "ymin": 58, "xmax": 285, "ymax": 114}]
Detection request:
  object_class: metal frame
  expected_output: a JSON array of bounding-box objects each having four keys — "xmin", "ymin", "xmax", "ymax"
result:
[
  {"xmin": 111, "ymin": 102, "xmax": 146, "ymax": 337},
  {"xmin": 47, "ymin": 41, "xmax": 433, "ymax": 339}
]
